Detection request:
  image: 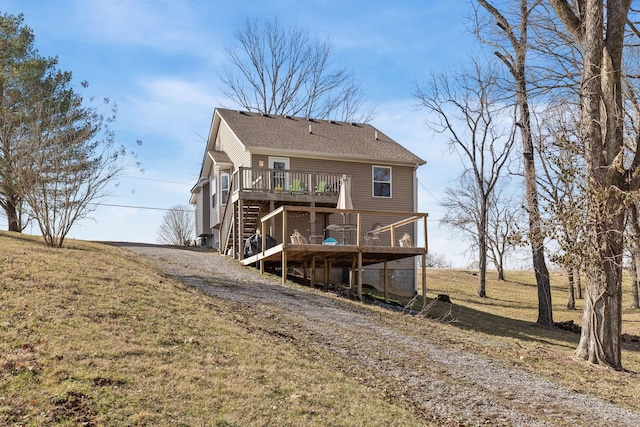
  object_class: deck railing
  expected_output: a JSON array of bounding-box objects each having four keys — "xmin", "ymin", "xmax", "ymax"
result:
[{"xmin": 234, "ymin": 167, "xmax": 344, "ymax": 195}]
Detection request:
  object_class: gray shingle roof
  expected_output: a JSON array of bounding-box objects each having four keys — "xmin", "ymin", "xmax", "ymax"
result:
[
  {"xmin": 208, "ymin": 150, "xmax": 232, "ymax": 164},
  {"xmin": 216, "ymin": 108, "xmax": 425, "ymax": 166}
]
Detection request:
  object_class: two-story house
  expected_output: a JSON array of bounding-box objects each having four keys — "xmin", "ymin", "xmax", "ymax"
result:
[{"xmin": 190, "ymin": 108, "xmax": 427, "ymax": 300}]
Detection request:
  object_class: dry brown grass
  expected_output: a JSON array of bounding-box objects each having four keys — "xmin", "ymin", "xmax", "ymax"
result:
[
  {"xmin": 3, "ymin": 231, "xmax": 640, "ymax": 425},
  {"xmin": 0, "ymin": 232, "xmax": 426, "ymax": 426},
  {"xmin": 418, "ymin": 268, "xmax": 640, "ymax": 410}
]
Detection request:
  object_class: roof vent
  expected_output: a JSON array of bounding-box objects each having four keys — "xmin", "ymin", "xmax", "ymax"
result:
[
  {"xmin": 350, "ymin": 122, "xmax": 358, "ymax": 126},
  {"xmin": 261, "ymin": 113, "xmax": 269, "ymax": 117},
  {"xmin": 307, "ymin": 117, "xmax": 314, "ymax": 122},
  {"xmin": 238, "ymin": 110, "xmax": 244, "ymax": 115},
  {"xmin": 285, "ymin": 115, "xmax": 292, "ymax": 119},
  {"xmin": 309, "ymin": 124, "xmax": 312, "ymax": 134},
  {"xmin": 375, "ymin": 130, "xmax": 379, "ymax": 140},
  {"xmin": 330, "ymin": 120, "xmax": 336, "ymax": 124}
]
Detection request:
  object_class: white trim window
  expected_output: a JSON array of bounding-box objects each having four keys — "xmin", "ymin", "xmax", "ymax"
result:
[
  {"xmin": 372, "ymin": 165, "xmax": 392, "ymax": 198},
  {"xmin": 221, "ymin": 172, "xmax": 229, "ymax": 205},
  {"xmin": 211, "ymin": 177, "xmax": 217, "ymax": 208}
]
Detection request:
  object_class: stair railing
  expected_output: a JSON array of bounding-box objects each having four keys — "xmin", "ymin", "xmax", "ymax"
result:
[{"xmin": 219, "ymin": 172, "xmax": 236, "ymax": 254}]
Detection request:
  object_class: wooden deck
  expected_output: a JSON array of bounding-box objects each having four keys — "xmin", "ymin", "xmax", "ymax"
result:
[{"xmin": 239, "ymin": 206, "xmax": 429, "ymax": 303}]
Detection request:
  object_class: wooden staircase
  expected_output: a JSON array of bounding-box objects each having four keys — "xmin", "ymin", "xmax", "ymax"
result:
[
  {"xmin": 221, "ymin": 202, "xmax": 264, "ymax": 259},
  {"xmin": 241, "ymin": 204, "xmax": 262, "ymax": 239}
]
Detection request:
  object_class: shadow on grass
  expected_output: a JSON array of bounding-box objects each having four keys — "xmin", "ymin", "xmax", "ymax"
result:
[
  {"xmin": 0, "ymin": 230, "xmax": 45, "ymax": 245},
  {"xmin": 413, "ymin": 298, "xmax": 640, "ymax": 355},
  {"xmin": 420, "ymin": 299, "xmax": 580, "ymax": 349}
]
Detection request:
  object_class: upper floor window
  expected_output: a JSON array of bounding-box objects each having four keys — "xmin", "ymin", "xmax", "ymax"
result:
[
  {"xmin": 221, "ymin": 173, "xmax": 229, "ymax": 205},
  {"xmin": 373, "ymin": 166, "xmax": 392, "ymax": 198}
]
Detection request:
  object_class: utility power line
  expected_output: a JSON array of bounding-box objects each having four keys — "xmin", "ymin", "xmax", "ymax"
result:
[{"xmin": 89, "ymin": 203, "xmax": 193, "ymax": 212}]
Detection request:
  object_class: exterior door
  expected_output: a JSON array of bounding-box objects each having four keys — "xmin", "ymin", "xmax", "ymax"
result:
[{"xmin": 269, "ymin": 157, "xmax": 289, "ymax": 190}]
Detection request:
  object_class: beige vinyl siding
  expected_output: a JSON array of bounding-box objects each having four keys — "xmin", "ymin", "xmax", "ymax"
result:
[
  {"xmin": 195, "ymin": 182, "xmax": 211, "ymax": 235},
  {"xmin": 210, "ymin": 121, "xmax": 245, "ymax": 229},
  {"xmin": 218, "ymin": 121, "xmax": 251, "ymax": 167}
]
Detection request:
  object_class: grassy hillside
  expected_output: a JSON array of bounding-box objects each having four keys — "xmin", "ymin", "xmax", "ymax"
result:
[
  {"xmin": 0, "ymin": 232, "xmax": 424, "ymax": 426},
  {"xmin": 2, "ymin": 231, "xmax": 640, "ymax": 425}
]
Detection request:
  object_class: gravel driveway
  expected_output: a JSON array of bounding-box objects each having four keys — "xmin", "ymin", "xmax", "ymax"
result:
[{"xmin": 114, "ymin": 242, "xmax": 640, "ymax": 426}]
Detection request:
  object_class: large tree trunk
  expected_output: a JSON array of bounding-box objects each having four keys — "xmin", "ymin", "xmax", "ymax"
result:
[
  {"xmin": 576, "ymin": 203, "xmax": 624, "ymax": 367},
  {"xmin": 567, "ymin": 268, "xmax": 576, "ymax": 310},
  {"xmin": 477, "ymin": 197, "xmax": 489, "ymax": 298},
  {"xmin": 497, "ymin": 262, "xmax": 505, "ymax": 281},
  {"xmin": 557, "ymin": 0, "xmax": 630, "ymax": 369},
  {"xmin": 518, "ymin": 69, "xmax": 553, "ymax": 325},
  {"xmin": 2, "ymin": 194, "xmax": 22, "ymax": 232}
]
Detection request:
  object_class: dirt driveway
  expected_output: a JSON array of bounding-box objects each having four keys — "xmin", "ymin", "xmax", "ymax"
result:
[{"xmin": 115, "ymin": 243, "xmax": 640, "ymax": 426}]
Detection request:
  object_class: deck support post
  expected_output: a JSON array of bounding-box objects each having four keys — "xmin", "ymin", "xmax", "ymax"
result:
[
  {"xmin": 384, "ymin": 260, "xmax": 388, "ymax": 301},
  {"xmin": 350, "ymin": 258, "xmax": 356, "ymax": 291},
  {"xmin": 422, "ymin": 252, "xmax": 427, "ymax": 308},
  {"xmin": 282, "ymin": 250, "xmax": 287, "ymax": 285},
  {"xmin": 357, "ymin": 251, "xmax": 363, "ymax": 301},
  {"xmin": 310, "ymin": 202, "xmax": 317, "ymax": 243},
  {"xmin": 303, "ymin": 261, "xmax": 308, "ymax": 286},
  {"xmin": 269, "ymin": 201, "xmax": 275, "ymax": 236}
]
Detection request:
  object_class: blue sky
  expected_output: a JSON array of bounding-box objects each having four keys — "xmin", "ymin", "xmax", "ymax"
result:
[{"xmin": 2, "ymin": 0, "xmax": 483, "ymax": 267}]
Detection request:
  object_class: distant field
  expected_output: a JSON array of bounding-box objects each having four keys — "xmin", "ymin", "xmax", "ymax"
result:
[
  {"xmin": 2, "ymin": 231, "xmax": 640, "ymax": 425},
  {"xmin": 423, "ymin": 267, "xmax": 640, "ymax": 338}
]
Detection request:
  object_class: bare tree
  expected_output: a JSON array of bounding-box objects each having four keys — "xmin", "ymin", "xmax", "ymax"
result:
[
  {"xmin": 416, "ymin": 61, "xmax": 517, "ymax": 297},
  {"xmin": 549, "ymin": 0, "xmax": 633, "ymax": 369},
  {"xmin": 486, "ymin": 184, "xmax": 525, "ymax": 281},
  {"xmin": 423, "ymin": 252, "xmax": 451, "ymax": 268},
  {"xmin": 534, "ymin": 104, "xmax": 586, "ymax": 310},
  {"xmin": 440, "ymin": 173, "xmax": 522, "ymax": 281},
  {"xmin": 221, "ymin": 18, "xmax": 374, "ymax": 122},
  {"xmin": 157, "ymin": 205, "xmax": 194, "ymax": 246},
  {"xmin": 475, "ymin": 0, "xmax": 553, "ymax": 325},
  {"xmin": 14, "ymin": 80, "xmax": 136, "ymax": 248}
]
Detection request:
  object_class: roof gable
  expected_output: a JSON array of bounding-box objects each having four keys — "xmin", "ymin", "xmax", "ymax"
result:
[{"xmin": 216, "ymin": 108, "xmax": 425, "ymax": 166}]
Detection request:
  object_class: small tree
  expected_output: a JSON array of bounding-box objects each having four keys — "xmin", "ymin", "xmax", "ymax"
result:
[
  {"xmin": 423, "ymin": 252, "xmax": 451, "ymax": 268},
  {"xmin": 440, "ymin": 173, "xmax": 521, "ymax": 280},
  {"xmin": 486, "ymin": 184, "xmax": 525, "ymax": 281},
  {"xmin": 416, "ymin": 60, "xmax": 517, "ymax": 297},
  {"xmin": 157, "ymin": 205, "xmax": 194, "ymax": 246},
  {"xmin": 221, "ymin": 17, "xmax": 374, "ymax": 122},
  {"xmin": 15, "ymin": 79, "xmax": 135, "ymax": 248}
]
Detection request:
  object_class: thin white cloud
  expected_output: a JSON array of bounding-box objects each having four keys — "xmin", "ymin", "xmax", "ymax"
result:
[
  {"xmin": 71, "ymin": 0, "xmax": 221, "ymax": 57},
  {"xmin": 120, "ymin": 76, "xmax": 216, "ymax": 147}
]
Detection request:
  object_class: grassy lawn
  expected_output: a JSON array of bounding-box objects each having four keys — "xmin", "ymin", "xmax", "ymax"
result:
[
  {"xmin": 0, "ymin": 232, "xmax": 425, "ymax": 426},
  {"xmin": 2, "ymin": 231, "xmax": 640, "ymax": 425},
  {"xmin": 420, "ymin": 268, "xmax": 640, "ymax": 408}
]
